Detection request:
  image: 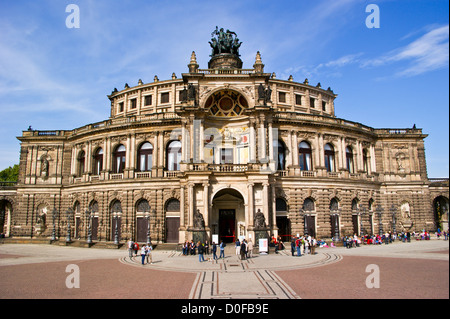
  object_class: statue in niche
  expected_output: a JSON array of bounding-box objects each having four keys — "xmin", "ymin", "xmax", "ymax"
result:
[
  {"xmin": 258, "ymin": 83, "xmax": 272, "ymax": 105},
  {"xmin": 193, "ymin": 209, "xmax": 205, "ymax": 230},
  {"xmin": 187, "ymin": 84, "xmax": 196, "ymax": 101},
  {"xmin": 396, "ymin": 154, "xmax": 405, "ymax": 170},
  {"xmin": 254, "ymin": 209, "xmax": 266, "ymax": 229},
  {"xmin": 36, "ymin": 207, "xmax": 47, "ymax": 235},
  {"xmin": 180, "ymin": 84, "xmax": 196, "ymax": 104},
  {"xmin": 41, "ymin": 157, "xmax": 49, "ymax": 178}
]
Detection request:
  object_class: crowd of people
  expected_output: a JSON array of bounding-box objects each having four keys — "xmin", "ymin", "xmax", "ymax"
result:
[
  {"xmin": 341, "ymin": 229, "xmax": 449, "ymax": 248},
  {"xmin": 127, "ymin": 228, "xmax": 448, "ymax": 263},
  {"xmin": 180, "ymin": 238, "xmax": 255, "ymax": 261},
  {"xmin": 127, "ymin": 239, "xmax": 154, "ymax": 265}
]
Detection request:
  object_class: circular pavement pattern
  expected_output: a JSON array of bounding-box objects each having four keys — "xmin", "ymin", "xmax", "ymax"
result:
[{"xmin": 0, "ymin": 240, "xmax": 448, "ymax": 300}]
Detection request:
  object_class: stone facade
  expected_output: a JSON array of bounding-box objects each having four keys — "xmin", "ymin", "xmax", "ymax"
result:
[{"xmin": 0, "ymin": 33, "xmax": 448, "ymax": 244}]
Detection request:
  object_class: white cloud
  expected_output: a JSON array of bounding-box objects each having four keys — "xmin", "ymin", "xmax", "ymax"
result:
[{"xmin": 362, "ymin": 25, "xmax": 449, "ymax": 77}]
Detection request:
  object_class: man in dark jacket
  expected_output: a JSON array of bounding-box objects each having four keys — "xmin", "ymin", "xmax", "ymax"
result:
[{"xmin": 198, "ymin": 241, "xmax": 205, "ymax": 262}]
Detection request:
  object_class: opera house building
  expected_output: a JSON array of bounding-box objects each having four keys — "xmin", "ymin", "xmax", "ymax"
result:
[{"xmin": 0, "ymin": 28, "xmax": 448, "ymax": 245}]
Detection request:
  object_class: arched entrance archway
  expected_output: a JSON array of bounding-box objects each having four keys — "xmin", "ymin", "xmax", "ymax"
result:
[
  {"xmin": 211, "ymin": 188, "xmax": 245, "ymax": 243},
  {"xmin": 165, "ymin": 198, "xmax": 180, "ymax": 243},
  {"xmin": 0, "ymin": 200, "xmax": 13, "ymax": 237},
  {"xmin": 434, "ymin": 196, "xmax": 449, "ymax": 231}
]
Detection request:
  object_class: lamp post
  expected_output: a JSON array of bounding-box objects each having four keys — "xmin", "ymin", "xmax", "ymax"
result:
[
  {"xmin": 391, "ymin": 204, "xmax": 397, "ymax": 235},
  {"xmin": 145, "ymin": 210, "xmax": 151, "ymax": 246},
  {"xmin": 66, "ymin": 208, "xmax": 73, "ymax": 242},
  {"xmin": 299, "ymin": 208, "xmax": 308, "ymax": 236},
  {"xmin": 376, "ymin": 204, "xmax": 383, "ymax": 235},
  {"xmin": 359, "ymin": 205, "xmax": 366, "ymax": 238},
  {"xmin": 86, "ymin": 209, "xmax": 93, "ymax": 244},
  {"xmin": 113, "ymin": 212, "xmax": 120, "ymax": 245},
  {"xmin": 330, "ymin": 208, "xmax": 341, "ymax": 242},
  {"xmin": 151, "ymin": 209, "xmax": 156, "ymax": 243},
  {"xmin": 51, "ymin": 208, "xmax": 57, "ymax": 241}
]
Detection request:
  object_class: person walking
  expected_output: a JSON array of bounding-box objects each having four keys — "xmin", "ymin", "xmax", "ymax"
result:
[
  {"xmin": 134, "ymin": 242, "xmax": 140, "ymax": 256},
  {"xmin": 212, "ymin": 242, "xmax": 218, "ymax": 260},
  {"xmin": 235, "ymin": 238, "xmax": 241, "ymax": 256},
  {"xmin": 240, "ymin": 239, "xmax": 247, "ymax": 260},
  {"xmin": 198, "ymin": 241, "xmax": 205, "ymax": 262},
  {"xmin": 140, "ymin": 244, "xmax": 147, "ymax": 265},
  {"xmin": 290, "ymin": 238, "xmax": 295, "ymax": 256},
  {"xmin": 247, "ymin": 239, "xmax": 253, "ymax": 258},
  {"xmin": 295, "ymin": 237, "xmax": 302, "ymax": 256},
  {"xmin": 146, "ymin": 243, "xmax": 153, "ymax": 264},
  {"xmin": 127, "ymin": 239, "xmax": 134, "ymax": 258},
  {"xmin": 219, "ymin": 240, "xmax": 225, "ymax": 259},
  {"xmin": 311, "ymin": 237, "xmax": 316, "ymax": 255}
]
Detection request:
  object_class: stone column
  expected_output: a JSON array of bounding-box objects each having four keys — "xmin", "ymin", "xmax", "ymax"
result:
[
  {"xmin": 259, "ymin": 118, "xmax": 266, "ymax": 161},
  {"xmin": 286, "ymin": 130, "xmax": 292, "ymax": 168},
  {"xmin": 188, "ymin": 183, "xmax": 194, "ymax": 228},
  {"xmin": 158, "ymin": 131, "xmax": 164, "ymax": 177},
  {"xmin": 199, "ymin": 121, "xmax": 204, "ymax": 162},
  {"xmin": 268, "ymin": 121, "xmax": 275, "ymax": 172},
  {"xmin": 263, "ymin": 182, "xmax": 269, "ymax": 224},
  {"xmin": 247, "ymin": 183, "xmax": 254, "ymax": 227},
  {"xmin": 180, "ymin": 185, "xmax": 186, "ymax": 228},
  {"xmin": 249, "ymin": 121, "xmax": 256, "ymax": 163},
  {"xmin": 182, "ymin": 122, "xmax": 187, "ymax": 162},
  {"xmin": 203, "ymin": 183, "xmax": 209, "ymax": 228},
  {"xmin": 271, "ymin": 184, "xmax": 278, "ymax": 237},
  {"xmin": 370, "ymin": 144, "xmax": 376, "ymax": 173},
  {"xmin": 247, "ymin": 182, "xmax": 255, "ymax": 241}
]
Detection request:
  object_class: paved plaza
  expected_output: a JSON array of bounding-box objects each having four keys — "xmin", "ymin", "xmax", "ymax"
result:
[{"xmin": 0, "ymin": 239, "xmax": 448, "ymax": 300}]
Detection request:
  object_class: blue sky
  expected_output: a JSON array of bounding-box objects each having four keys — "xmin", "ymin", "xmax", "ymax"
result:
[{"xmin": 0, "ymin": 0, "xmax": 448, "ymax": 178}]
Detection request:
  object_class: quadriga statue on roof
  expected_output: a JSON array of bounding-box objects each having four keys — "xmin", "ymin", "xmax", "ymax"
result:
[{"xmin": 209, "ymin": 26, "xmax": 242, "ymax": 57}]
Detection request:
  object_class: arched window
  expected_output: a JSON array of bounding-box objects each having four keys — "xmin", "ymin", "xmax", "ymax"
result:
[
  {"xmin": 137, "ymin": 199, "xmax": 151, "ymax": 213},
  {"xmin": 303, "ymin": 198, "xmax": 315, "ymax": 211},
  {"xmin": 93, "ymin": 148, "xmax": 103, "ymax": 175},
  {"xmin": 351, "ymin": 198, "xmax": 359, "ymax": 211},
  {"xmin": 166, "ymin": 199, "xmax": 180, "ymax": 212},
  {"xmin": 299, "ymin": 141, "xmax": 312, "ymax": 171},
  {"xmin": 137, "ymin": 142, "xmax": 153, "ymax": 172},
  {"xmin": 77, "ymin": 151, "xmax": 85, "ymax": 177},
  {"xmin": 113, "ymin": 145, "xmax": 126, "ymax": 174},
  {"xmin": 274, "ymin": 140, "xmax": 286, "ymax": 171},
  {"xmin": 330, "ymin": 198, "xmax": 339, "ymax": 211},
  {"xmin": 363, "ymin": 149, "xmax": 368, "ymax": 173},
  {"xmin": 167, "ymin": 141, "xmax": 182, "ymax": 171},
  {"xmin": 346, "ymin": 146, "xmax": 354, "ymax": 173},
  {"xmin": 368, "ymin": 198, "xmax": 374, "ymax": 211},
  {"xmin": 324, "ymin": 143, "xmax": 335, "ymax": 172},
  {"xmin": 276, "ymin": 198, "xmax": 287, "ymax": 212}
]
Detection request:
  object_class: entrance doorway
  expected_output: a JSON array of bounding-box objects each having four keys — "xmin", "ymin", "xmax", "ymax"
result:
[
  {"xmin": 166, "ymin": 217, "xmax": 180, "ymax": 243},
  {"xmin": 136, "ymin": 218, "xmax": 148, "ymax": 242},
  {"xmin": 219, "ymin": 209, "xmax": 236, "ymax": 243},
  {"xmin": 352, "ymin": 215, "xmax": 359, "ymax": 235},
  {"xmin": 276, "ymin": 216, "xmax": 290, "ymax": 241},
  {"xmin": 305, "ymin": 215, "xmax": 316, "ymax": 237}
]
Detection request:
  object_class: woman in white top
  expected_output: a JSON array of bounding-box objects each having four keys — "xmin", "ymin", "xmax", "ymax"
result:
[{"xmin": 140, "ymin": 244, "xmax": 147, "ymax": 265}]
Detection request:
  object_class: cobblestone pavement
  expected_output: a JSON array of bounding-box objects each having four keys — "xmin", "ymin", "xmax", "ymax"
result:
[{"xmin": 0, "ymin": 240, "xmax": 448, "ymax": 299}]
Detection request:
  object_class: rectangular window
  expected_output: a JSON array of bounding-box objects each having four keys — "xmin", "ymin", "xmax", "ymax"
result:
[
  {"xmin": 278, "ymin": 92, "xmax": 286, "ymax": 103},
  {"xmin": 118, "ymin": 102, "xmax": 124, "ymax": 113},
  {"xmin": 161, "ymin": 92, "xmax": 170, "ymax": 104},
  {"xmin": 130, "ymin": 98, "xmax": 137, "ymax": 109},
  {"xmin": 310, "ymin": 97, "xmax": 315, "ymax": 108},
  {"xmin": 295, "ymin": 94, "xmax": 302, "ymax": 105},
  {"xmin": 322, "ymin": 101, "xmax": 327, "ymax": 111},
  {"xmin": 220, "ymin": 148, "xmax": 233, "ymax": 164},
  {"xmin": 144, "ymin": 95, "xmax": 152, "ymax": 106}
]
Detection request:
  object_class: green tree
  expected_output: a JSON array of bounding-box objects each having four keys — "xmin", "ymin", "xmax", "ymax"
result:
[{"xmin": 0, "ymin": 165, "xmax": 19, "ymax": 182}]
